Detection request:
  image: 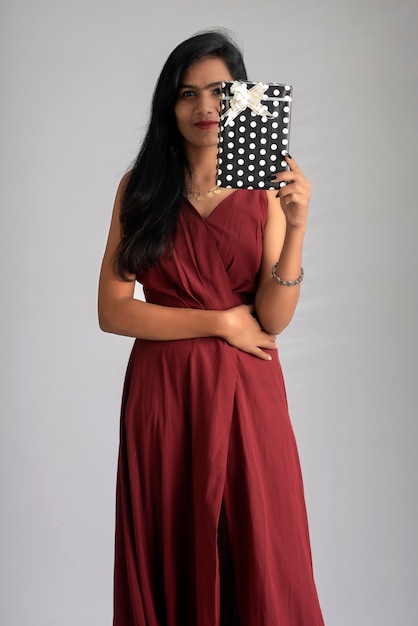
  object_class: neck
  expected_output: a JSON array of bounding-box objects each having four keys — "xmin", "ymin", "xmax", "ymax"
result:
[{"xmin": 184, "ymin": 144, "xmax": 218, "ymax": 190}]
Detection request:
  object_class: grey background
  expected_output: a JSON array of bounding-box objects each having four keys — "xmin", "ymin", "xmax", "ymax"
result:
[{"xmin": 1, "ymin": 0, "xmax": 417, "ymax": 624}]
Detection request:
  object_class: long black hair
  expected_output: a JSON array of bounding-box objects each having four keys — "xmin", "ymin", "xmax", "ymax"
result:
[{"xmin": 115, "ymin": 30, "xmax": 248, "ymax": 279}]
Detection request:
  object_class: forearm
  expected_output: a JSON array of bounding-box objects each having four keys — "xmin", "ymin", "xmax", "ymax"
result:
[
  {"xmin": 255, "ymin": 225, "xmax": 305, "ymax": 335},
  {"xmin": 98, "ymin": 296, "xmax": 226, "ymax": 341}
]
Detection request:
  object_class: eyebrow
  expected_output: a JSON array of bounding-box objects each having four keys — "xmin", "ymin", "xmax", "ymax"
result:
[{"xmin": 178, "ymin": 81, "xmax": 222, "ymax": 90}]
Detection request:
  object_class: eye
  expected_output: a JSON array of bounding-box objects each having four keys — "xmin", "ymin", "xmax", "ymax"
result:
[
  {"xmin": 212, "ymin": 87, "xmax": 222, "ymax": 96},
  {"xmin": 179, "ymin": 90, "xmax": 195, "ymax": 98}
]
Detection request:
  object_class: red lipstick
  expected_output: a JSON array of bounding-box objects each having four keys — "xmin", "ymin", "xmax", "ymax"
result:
[{"xmin": 194, "ymin": 121, "xmax": 218, "ymax": 130}]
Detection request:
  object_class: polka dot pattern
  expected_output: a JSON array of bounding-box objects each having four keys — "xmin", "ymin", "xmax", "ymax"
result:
[{"xmin": 217, "ymin": 81, "xmax": 292, "ymax": 190}]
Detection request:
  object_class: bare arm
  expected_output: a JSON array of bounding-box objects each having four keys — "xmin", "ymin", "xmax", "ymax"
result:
[
  {"xmin": 255, "ymin": 156, "xmax": 310, "ymax": 335},
  {"xmin": 98, "ymin": 175, "xmax": 278, "ymax": 359}
]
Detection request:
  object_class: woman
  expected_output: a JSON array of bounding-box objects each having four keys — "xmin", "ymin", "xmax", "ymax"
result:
[{"xmin": 99, "ymin": 30, "xmax": 324, "ymax": 626}]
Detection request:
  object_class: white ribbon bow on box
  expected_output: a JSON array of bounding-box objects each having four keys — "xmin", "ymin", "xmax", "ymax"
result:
[{"xmin": 220, "ymin": 81, "xmax": 275, "ymax": 127}]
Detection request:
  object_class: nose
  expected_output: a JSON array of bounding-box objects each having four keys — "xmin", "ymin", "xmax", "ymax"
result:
[{"xmin": 195, "ymin": 91, "xmax": 217, "ymax": 116}]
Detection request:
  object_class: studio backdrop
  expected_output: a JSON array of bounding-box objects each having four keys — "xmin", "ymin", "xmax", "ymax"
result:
[{"xmin": 1, "ymin": 1, "xmax": 417, "ymax": 625}]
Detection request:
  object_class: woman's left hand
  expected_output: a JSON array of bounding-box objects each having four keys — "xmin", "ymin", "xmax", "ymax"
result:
[{"xmin": 271, "ymin": 156, "xmax": 311, "ymax": 230}]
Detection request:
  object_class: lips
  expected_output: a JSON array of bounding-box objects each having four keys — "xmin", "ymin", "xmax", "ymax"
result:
[{"xmin": 194, "ymin": 121, "xmax": 218, "ymax": 130}]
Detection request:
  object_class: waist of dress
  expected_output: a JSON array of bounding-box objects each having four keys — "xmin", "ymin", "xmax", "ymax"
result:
[
  {"xmin": 130, "ymin": 335, "xmax": 279, "ymax": 368},
  {"xmin": 142, "ymin": 288, "xmax": 254, "ymax": 310}
]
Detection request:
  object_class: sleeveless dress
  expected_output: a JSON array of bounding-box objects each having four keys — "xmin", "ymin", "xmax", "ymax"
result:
[{"xmin": 113, "ymin": 189, "xmax": 324, "ymax": 626}]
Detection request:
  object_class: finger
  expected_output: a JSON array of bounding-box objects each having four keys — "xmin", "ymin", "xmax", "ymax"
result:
[
  {"xmin": 253, "ymin": 347, "xmax": 273, "ymax": 361},
  {"xmin": 258, "ymin": 338, "xmax": 278, "ymax": 349},
  {"xmin": 257, "ymin": 330, "xmax": 278, "ymax": 342},
  {"xmin": 273, "ymin": 170, "xmax": 309, "ymax": 187},
  {"xmin": 276, "ymin": 187, "xmax": 310, "ymax": 204},
  {"xmin": 266, "ymin": 335, "xmax": 278, "ymax": 345},
  {"xmin": 285, "ymin": 154, "xmax": 301, "ymax": 172},
  {"xmin": 275, "ymin": 180, "xmax": 307, "ymax": 194},
  {"xmin": 273, "ymin": 181, "xmax": 310, "ymax": 201},
  {"xmin": 275, "ymin": 175, "xmax": 311, "ymax": 194}
]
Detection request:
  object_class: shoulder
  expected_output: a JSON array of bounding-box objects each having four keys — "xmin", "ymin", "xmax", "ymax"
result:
[
  {"xmin": 241, "ymin": 189, "xmax": 285, "ymax": 228},
  {"xmin": 111, "ymin": 170, "xmax": 134, "ymax": 219},
  {"xmin": 117, "ymin": 170, "xmax": 133, "ymax": 197},
  {"xmin": 232, "ymin": 189, "xmax": 282, "ymax": 230},
  {"xmin": 238, "ymin": 188, "xmax": 269, "ymax": 210}
]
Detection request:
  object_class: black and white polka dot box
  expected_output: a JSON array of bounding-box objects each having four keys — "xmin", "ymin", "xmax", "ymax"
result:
[{"xmin": 216, "ymin": 81, "xmax": 292, "ymax": 190}]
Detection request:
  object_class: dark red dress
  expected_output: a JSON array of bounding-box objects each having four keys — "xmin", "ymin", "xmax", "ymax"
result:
[{"xmin": 113, "ymin": 190, "xmax": 324, "ymax": 626}]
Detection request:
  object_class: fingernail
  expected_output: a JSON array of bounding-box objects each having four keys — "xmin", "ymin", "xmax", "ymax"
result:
[{"xmin": 286, "ymin": 153, "xmax": 292, "ymax": 159}]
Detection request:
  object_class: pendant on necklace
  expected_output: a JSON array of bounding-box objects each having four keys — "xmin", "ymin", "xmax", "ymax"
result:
[{"xmin": 187, "ymin": 186, "xmax": 223, "ymax": 201}]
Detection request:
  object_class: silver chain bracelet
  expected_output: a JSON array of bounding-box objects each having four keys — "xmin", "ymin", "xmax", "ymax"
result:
[{"xmin": 271, "ymin": 264, "xmax": 304, "ymax": 286}]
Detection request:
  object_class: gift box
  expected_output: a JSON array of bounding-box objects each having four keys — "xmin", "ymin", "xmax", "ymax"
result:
[{"xmin": 216, "ymin": 80, "xmax": 293, "ymax": 190}]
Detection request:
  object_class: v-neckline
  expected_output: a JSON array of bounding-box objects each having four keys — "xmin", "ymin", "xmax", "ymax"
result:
[{"xmin": 185, "ymin": 189, "xmax": 239, "ymax": 222}]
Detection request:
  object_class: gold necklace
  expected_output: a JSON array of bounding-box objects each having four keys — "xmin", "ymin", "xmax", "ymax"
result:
[{"xmin": 186, "ymin": 186, "xmax": 223, "ymax": 202}]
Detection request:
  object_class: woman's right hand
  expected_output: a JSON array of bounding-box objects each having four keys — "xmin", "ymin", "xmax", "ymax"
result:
[{"xmin": 220, "ymin": 304, "xmax": 278, "ymax": 361}]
